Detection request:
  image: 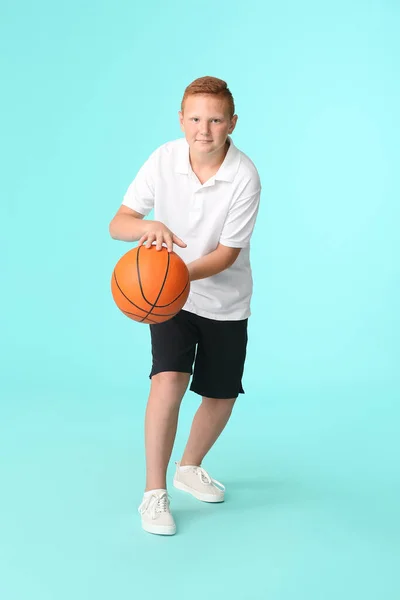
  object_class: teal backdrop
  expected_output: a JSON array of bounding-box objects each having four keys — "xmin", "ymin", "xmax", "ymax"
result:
[{"xmin": 1, "ymin": 0, "xmax": 399, "ymax": 598}]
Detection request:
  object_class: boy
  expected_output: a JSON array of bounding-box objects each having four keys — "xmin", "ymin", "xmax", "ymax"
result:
[{"xmin": 109, "ymin": 76, "xmax": 261, "ymax": 535}]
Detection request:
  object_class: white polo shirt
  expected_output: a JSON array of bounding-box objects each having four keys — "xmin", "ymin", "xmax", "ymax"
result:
[{"xmin": 122, "ymin": 136, "xmax": 261, "ymax": 321}]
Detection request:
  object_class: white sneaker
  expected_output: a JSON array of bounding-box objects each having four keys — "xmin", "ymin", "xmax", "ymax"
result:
[
  {"xmin": 138, "ymin": 489, "xmax": 176, "ymax": 535},
  {"xmin": 173, "ymin": 461, "xmax": 225, "ymax": 503}
]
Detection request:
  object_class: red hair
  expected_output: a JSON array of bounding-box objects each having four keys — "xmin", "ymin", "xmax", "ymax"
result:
[{"xmin": 181, "ymin": 76, "xmax": 235, "ymax": 118}]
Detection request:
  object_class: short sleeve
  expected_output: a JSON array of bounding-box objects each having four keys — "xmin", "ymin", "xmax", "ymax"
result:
[
  {"xmin": 121, "ymin": 149, "xmax": 158, "ymax": 216},
  {"xmin": 219, "ymin": 188, "xmax": 261, "ymax": 248}
]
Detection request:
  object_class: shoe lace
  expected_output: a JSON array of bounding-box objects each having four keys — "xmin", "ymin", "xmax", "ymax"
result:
[
  {"xmin": 194, "ymin": 466, "xmax": 225, "ymax": 491},
  {"xmin": 138, "ymin": 491, "xmax": 171, "ymax": 520}
]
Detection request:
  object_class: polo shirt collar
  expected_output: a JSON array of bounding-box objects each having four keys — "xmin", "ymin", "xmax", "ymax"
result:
[{"xmin": 175, "ymin": 136, "xmax": 241, "ymax": 182}]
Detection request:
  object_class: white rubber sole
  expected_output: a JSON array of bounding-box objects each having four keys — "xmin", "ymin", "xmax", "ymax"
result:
[
  {"xmin": 173, "ymin": 479, "xmax": 225, "ymax": 503},
  {"xmin": 141, "ymin": 519, "xmax": 176, "ymax": 535}
]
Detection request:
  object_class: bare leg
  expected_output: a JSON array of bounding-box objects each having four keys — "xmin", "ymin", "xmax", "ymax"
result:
[
  {"xmin": 145, "ymin": 371, "xmax": 191, "ymax": 491},
  {"xmin": 180, "ymin": 396, "xmax": 236, "ymax": 467}
]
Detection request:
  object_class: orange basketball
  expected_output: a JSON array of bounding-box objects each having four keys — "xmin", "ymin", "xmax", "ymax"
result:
[{"xmin": 111, "ymin": 245, "xmax": 190, "ymax": 324}]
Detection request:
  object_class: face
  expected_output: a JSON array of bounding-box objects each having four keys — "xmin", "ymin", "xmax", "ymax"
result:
[{"xmin": 179, "ymin": 94, "xmax": 238, "ymax": 159}]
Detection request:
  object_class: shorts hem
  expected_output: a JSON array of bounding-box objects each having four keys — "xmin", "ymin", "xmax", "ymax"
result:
[
  {"xmin": 149, "ymin": 368, "xmax": 193, "ymax": 379},
  {"xmin": 149, "ymin": 367, "xmax": 193, "ymax": 379},
  {"xmin": 189, "ymin": 383, "xmax": 245, "ymax": 399}
]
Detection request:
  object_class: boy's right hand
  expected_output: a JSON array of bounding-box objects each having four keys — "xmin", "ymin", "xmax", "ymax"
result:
[{"xmin": 138, "ymin": 221, "xmax": 187, "ymax": 253}]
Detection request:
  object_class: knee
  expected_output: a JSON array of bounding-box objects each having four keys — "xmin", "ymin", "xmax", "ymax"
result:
[
  {"xmin": 202, "ymin": 396, "xmax": 236, "ymax": 413},
  {"xmin": 152, "ymin": 371, "xmax": 191, "ymax": 388}
]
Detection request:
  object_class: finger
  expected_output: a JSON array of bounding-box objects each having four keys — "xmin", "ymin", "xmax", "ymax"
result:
[
  {"xmin": 164, "ymin": 233, "xmax": 173, "ymax": 253},
  {"xmin": 145, "ymin": 233, "xmax": 156, "ymax": 248},
  {"xmin": 155, "ymin": 231, "xmax": 163, "ymax": 251},
  {"xmin": 138, "ymin": 233, "xmax": 148, "ymax": 246},
  {"xmin": 173, "ymin": 235, "xmax": 187, "ymax": 248}
]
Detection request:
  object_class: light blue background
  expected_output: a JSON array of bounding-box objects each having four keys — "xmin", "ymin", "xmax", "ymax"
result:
[{"xmin": 1, "ymin": 0, "xmax": 399, "ymax": 598}]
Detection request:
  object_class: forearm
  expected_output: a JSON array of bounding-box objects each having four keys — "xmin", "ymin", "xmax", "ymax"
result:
[
  {"xmin": 109, "ymin": 215, "xmax": 156, "ymax": 242},
  {"xmin": 187, "ymin": 248, "xmax": 235, "ymax": 282}
]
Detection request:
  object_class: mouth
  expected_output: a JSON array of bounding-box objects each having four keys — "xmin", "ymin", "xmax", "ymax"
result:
[{"xmin": 196, "ymin": 140, "xmax": 212, "ymax": 143}]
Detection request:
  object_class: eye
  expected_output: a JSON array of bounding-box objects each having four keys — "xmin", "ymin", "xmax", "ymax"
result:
[
  {"xmin": 191, "ymin": 118, "xmax": 200, "ymax": 122},
  {"xmin": 212, "ymin": 119, "xmax": 222, "ymax": 123}
]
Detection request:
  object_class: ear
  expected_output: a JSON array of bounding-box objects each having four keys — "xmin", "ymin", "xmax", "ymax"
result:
[
  {"xmin": 228, "ymin": 114, "xmax": 238, "ymax": 134},
  {"xmin": 178, "ymin": 111, "xmax": 185, "ymax": 132}
]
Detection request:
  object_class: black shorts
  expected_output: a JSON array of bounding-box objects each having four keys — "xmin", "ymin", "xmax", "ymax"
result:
[{"xmin": 149, "ymin": 310, "xmax": 248, "ymax": 399}]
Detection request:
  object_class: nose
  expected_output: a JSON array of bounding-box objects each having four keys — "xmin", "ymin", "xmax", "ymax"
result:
[{"xmin": 199, "ymin": 121, "xmax": 211, "ymax": 136}]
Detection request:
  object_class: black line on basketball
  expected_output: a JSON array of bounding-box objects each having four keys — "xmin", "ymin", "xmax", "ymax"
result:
[
  {"xmin": 136, "ymin": 245, "xmax": 170, "ymax": 321},
  {"xmin": 169, "ymin": 275, "xmax": 190, "ymax": 305},
  {"xmin": 136, "ymin": 246, "xmax": 190, "ymax": 308},
  {"xmin": 113, "ymin": 270, "xmax": 177, "ymax": 318},
  {"xmin": 121, "ymin": 309, "xmax": 160, "ymax": 324},
  {"xmin": 113, "ymin": 270, "xmax": 149, "ymax": 314}
]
